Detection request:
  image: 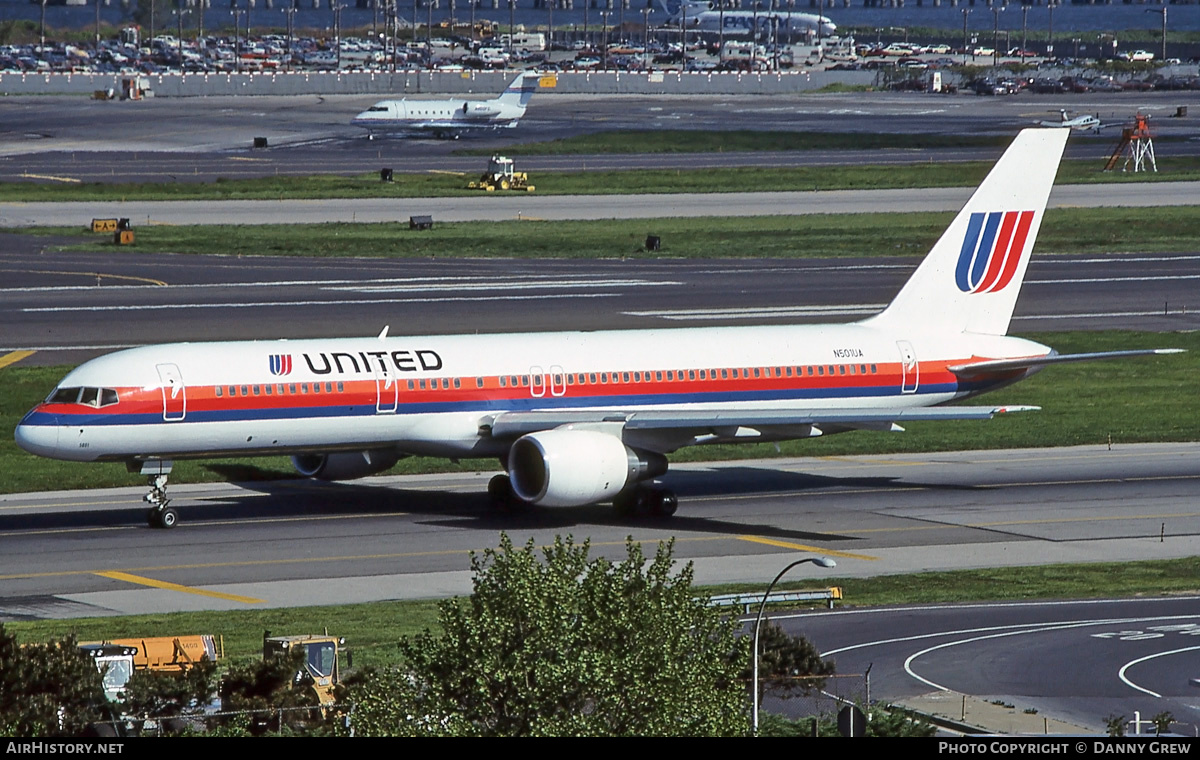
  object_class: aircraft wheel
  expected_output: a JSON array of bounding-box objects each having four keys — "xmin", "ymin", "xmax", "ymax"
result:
[
  {"xmin": 650, "ymin": 490, "xmax": 678, "ymax": 518},
  {"xmin": 612, "ymin": 491, "xmax": 637, "ymax": 517},
  {"xmin": 146, "ymin": 508, "xmax": 160, "ymax": 528},
  {"xmin": 158, "ymin": 507, "xmax": 179, "ymax": 529},
  {"xmin": 488, "ymin": 474, "xmax": 516, "ymax": 508}
]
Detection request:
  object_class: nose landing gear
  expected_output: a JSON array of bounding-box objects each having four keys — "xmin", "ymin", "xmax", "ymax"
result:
[{"xmin": 133, "ymin": 461, "xmax": 178, "ymax": 529}]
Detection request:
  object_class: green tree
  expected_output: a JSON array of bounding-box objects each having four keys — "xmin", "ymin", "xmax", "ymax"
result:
[
  {"xmin": 348, "ymin": 534, "xmax": 750, "ymax": 737},
  {"xmin": 759, "ymin": 705, "xmax": 936, "ymax": 737},
  {"xmin": 0, "ymin": 624, "xmax": 109, "ymax": 736},
  {"xmin": 218, "ymin": 648, "xmax": 324, "ymax": 736},
  {"xmin": 117, "ymin": 659, "xmax": 218, "ymax": 735},
  {"xmin": 750, "ymin": 620, "xmax": 835, "ymax": 700}
]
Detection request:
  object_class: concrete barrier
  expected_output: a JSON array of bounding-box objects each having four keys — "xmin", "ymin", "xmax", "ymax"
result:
[{"xmin": 0, "ymin": 69, "xmax": 878, "ymax": 97}]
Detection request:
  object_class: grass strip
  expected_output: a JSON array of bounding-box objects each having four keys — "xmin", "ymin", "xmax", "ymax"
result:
[
  {"xmin": 4, "ymin": 156, "xmax": 1200, "ymax": 202},
  {"xmin": 456, "ymin": 129, "xmax": 1013, "ymax": 155},
  {"xmin": 16, "ymin": 205, "xmax": 1200, "ymax": 259},
  {"xmin": 7, "ymin": 556, "xmax": 1200, "ymax": 669},
  {"xmin": 2, "ymin": 331, "xmax": 1196, "ymax": 495}
]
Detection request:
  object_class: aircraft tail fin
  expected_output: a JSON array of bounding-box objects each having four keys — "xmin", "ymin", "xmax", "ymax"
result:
[
  {"xmin": 496, "ymin": 72, "xmax": 540, "ymax": 109},
  {"xmin": 862, "ymin": 128, "xmax": 1069, "ymax": 337}
]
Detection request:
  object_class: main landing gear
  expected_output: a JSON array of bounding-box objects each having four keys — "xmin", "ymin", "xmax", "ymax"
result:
[
  {"xmin": 486, "ymin": 474, "xmax": 677, "ymax": 519},
  {"xmin": 613, "ymin": 487, "xmax": 678, "ymax": 519}
]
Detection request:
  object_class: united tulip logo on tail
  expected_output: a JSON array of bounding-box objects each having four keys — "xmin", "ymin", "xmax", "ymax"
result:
[
  {"xmin": 955, "ymin": 210, "xmax": 1036, "ymax": 294},
  {"xmin": 269, "ymin": 354, "xmax": 293, "ymax": 376}
]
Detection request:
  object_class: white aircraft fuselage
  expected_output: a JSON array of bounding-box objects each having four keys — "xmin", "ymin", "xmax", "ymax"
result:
[
  {"xmin": 351, "ymin": 72, "xmax": 540, "ymax": 138},
  {"xmin": 667, "ymin": 1, "xmax": 836, "ymax": 37}
]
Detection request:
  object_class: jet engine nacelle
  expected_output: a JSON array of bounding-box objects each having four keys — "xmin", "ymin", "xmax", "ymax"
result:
[
  {"xmin": 507, "ymin": 429, "xmax": 667, "ymax": 507},
  {"xmin": 463, "ymin": 102, "xmax": 501, "ymax": 118},
  {"xmin": 291, "ymin": 450, "xmax": 401, "ymax": 480}
]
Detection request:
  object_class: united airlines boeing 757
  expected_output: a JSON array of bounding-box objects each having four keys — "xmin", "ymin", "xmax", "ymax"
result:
[{"xmin": 15, "ymin": 128, "xmax": 1180, "ymax": 528}]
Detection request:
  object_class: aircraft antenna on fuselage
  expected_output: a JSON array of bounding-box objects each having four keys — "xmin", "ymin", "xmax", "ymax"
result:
[{"xmin": 861, "ymin": 128, "xmax": 1069, "ymax": 338}]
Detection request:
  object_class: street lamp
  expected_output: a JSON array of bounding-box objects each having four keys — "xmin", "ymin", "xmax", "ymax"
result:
[
  {"xmin": 991, "ymin": 5, "xmax": 1003, "ymax": 67},
  {"xmin": 1146, "ymin": 8, "xmax": 1167, "ymax": 63},
  {"xmin": 1046, "ymin": 0, "xmax": 1055, "ymax": 58},
  {"xmin": 601, "ymin": 10, "xmax": 610, "ymax": 69},
  {"xmin": 960, "ymin": 8, "xmax": 971, "ymax": 65},
  {"xmin": 230, "ymin": 6, "xmax": 246, "ymax": 73},
  {"xmin": 751, "ymin": 556, "xmax": 837, "ymax": 736},
  {"xmin": 642, "ymin": 3, "xmax": 652, "ymax": 64}
]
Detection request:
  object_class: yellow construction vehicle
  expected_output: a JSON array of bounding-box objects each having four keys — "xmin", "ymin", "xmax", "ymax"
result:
[
  {"xmin": 80, "ymin": 634, "xmax": 221, "ymax": 701},
  {"xmin": 467, "ymin": 154, "xmax": 535, "ymax": 192},
  {"xmin": 262, "ymin": 631, "xmax": 347, "ymax": 708}
]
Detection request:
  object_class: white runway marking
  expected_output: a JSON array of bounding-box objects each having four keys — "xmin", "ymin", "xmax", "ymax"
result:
[
  {"xmin": 1117, "ymin": 645, "xmax": 1200, "ymax": 698},
  {"xmin": 22, "ymin": 293, "xmax": 620, "ymax": 313}
]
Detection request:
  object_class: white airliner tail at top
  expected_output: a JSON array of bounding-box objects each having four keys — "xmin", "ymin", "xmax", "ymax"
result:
[{"xmin": 14, "ymin": 127, "xmax": 1182, "ymax": 528}]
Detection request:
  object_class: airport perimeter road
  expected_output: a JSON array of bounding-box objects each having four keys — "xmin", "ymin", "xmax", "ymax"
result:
[
  {"xmin": 781, "ymin": 596, "xmax": 1200, "ymax": 734},
  {"xmin": 3, "ymin": 247, "xmax": 1199, "ymax": 366},
  {"xmin": 4, "ymin": 181, "xmax": 1200, "ymax": 228},
  {"xmin": 0, "ymin": 442, "xmax": 1197, "ymax": 621}
]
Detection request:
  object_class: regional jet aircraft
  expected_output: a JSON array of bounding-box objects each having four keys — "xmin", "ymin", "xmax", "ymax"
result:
[
  {"xmin": 15, "ymin": 128, "xmax": 1180, "ymax": 528},
  {"xmin": 351, "ymin": 72, "xmax": 542, "ymax": 139}
]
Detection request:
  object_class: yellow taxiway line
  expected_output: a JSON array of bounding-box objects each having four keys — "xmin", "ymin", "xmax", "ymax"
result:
[{"xmin": 95, "ymin": 570, "xmax": 264, "ymax": 604}]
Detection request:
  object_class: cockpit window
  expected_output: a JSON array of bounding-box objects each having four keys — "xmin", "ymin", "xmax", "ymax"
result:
[
  {"xmin": 367, "ymin": 106, "xmax": 388, "ymax": 112},
  {"xmin": 49, "ymin": 387, "xmax": 81, "ymax": 404},
  {"xmin": 47, "ymin": 386, "xmax": 119, "ymax": 408}
]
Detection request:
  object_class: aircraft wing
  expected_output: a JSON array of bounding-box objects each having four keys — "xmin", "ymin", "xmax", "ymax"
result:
[
  {"xmin": 485, "ymin": 405, "xmax": 1037, "ymax": 449},
  {"xmin": 948, "ymin": 349, "xmax": 1183, "ymax": 377}
]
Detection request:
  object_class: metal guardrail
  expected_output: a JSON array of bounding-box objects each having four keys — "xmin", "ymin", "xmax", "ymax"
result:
[{"xmin": 709, "ymin": 587, "xmax": 842, "ymax": 614}]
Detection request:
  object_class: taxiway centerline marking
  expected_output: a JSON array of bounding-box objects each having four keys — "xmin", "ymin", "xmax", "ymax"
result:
[
  {"xmin": 95, "ymin": 570, "xmax": 264, "ymax": 604},
  {"xmin": 737, "ymin": 535, "xmax": 877, "ymax": 560},
  {"xmin": 0, "ymin": 350, "xmax": 35, "ymax": 369}
]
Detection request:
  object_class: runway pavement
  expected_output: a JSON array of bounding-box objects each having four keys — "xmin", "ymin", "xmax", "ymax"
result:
[
  {"xmin": 3, "ymin": 247, "xmax": 1199, "ymax": 367},
  {"xmin": 1, "ymin": 442, "xmax": 1197, "ymax": 621},
  {"xmin": 5, "ymin": 181, "xmax": 1200, "ymax": 228}
]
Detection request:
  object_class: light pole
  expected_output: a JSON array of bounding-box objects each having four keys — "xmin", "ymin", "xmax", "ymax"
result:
[
  {"xmin": 991, "ymin": 5, "xmax": 1002, "ymax": 67},
  {"xmin": 1146, "ymin": 8, "xmax": 1167, "ymax": 63},
  {"xmin": 507, "ymin": 0, "xmax": 515, "ymax": 56},
  {"xmin": 751, "ymin": 556, "xmax": 837, "ymax": 736},
  {"xmin": 960, "ymin": 7, "xmax": 970, "ymax": 65},
  {"xmin": 1047, "ymin": 1, "xmax": 1055, "ymax": 58},
  {"xmin": 1020, "ymin": 4, "xmax": 1027, "ymax": 59},
  {"xmin": 175, "ymin": 4, "xmax": 185, "ymax": 70},
  {"xmin": 601, "ymin": 10, "xmax": 609, "ymax": 69},
  {"xmin": 230, "ymin": 7, "xmax": 246, "ymax": 73},
  {"xmin": 642, "ymin": 3, "xmax": 651, "ymax": 63},
  {"xmin": 283, "ymin": 4, "xmax": 297, "ymax": 71}
]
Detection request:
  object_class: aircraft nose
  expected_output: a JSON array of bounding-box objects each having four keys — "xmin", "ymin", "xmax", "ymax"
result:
[{"xmin": 14, "ymin": 410, "xmax": 60, "ymax": 458}]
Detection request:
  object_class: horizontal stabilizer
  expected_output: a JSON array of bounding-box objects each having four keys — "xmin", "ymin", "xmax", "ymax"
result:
[
  {"xmin": 487, "ymin": 405, "xmax": 1038, "ymax": 438},
  {"xmin": 948, "ymin": 349, "xmax": 1184, "ymax": 377}
]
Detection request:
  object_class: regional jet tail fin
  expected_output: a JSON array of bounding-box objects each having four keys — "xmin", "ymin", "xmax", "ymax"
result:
[
  {"xmin": 495, "ymin": 72, "xmax": 541, "ymax": 110},
  {"xmin": 863, "ymin": 128, "xmax": 1069, "ymax": 337}
]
